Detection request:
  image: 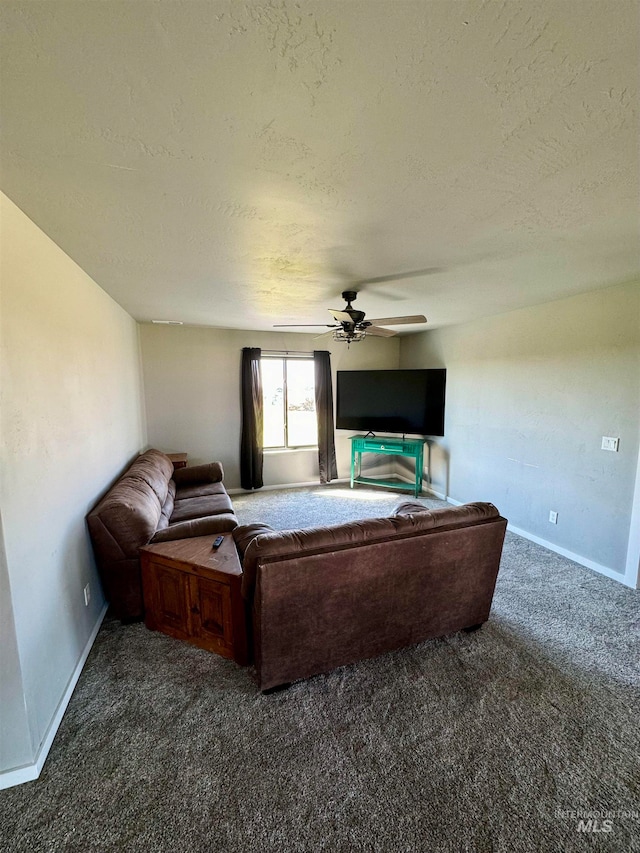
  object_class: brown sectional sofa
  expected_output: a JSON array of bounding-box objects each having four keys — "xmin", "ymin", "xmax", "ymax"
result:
[
  {"xmin": 87, "ymin": 449, "xmax": 238, "ymax": 620},
  {"xmin": 233, "ymin": 501, "xmax": 507, "ymax": 691},
  {"xmin": 89, "ymin": 452, "xmax": 506, "ymax": 691}
]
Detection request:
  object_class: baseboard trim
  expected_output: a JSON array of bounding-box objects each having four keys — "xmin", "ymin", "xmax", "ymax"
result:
[
  {"xmin": 228, "ymin": 478, "xmax": 350, "ymax": 495},
  {"xmin": 393, "ymin": 472, "xmax": 447, "ymax": 501},
  {"xmin": 0, "ymin": 602, "xmax": 108, "ymax": 790},
  {"xmin": 423, "ymin": 486, "xmax": 448, "ymax": 501},
  {"xmin": 505, "ymin": 524, "xmax": 630, "ymax": 586},
  {"xmin": 446, "ymin": 497, "xmax": 631, "ymax": 588},
  {"xmin": 231, "ymin": 476, "xmax": 448, "ymax": 501}
]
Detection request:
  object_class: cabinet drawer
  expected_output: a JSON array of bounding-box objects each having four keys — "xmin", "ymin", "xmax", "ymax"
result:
[{"xmin": 360, "ymin": 441, "xmax": 409, "ymax": 453}]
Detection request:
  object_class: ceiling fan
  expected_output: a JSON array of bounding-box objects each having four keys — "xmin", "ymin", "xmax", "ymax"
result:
[{"xmin": 274, "ymin": 290, "xmax": 427, "ymax": 345}]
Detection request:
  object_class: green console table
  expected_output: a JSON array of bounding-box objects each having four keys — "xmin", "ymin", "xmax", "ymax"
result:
[{"xmin": 349, "ymin": 435, "xmax": 426, "ymax": 498}]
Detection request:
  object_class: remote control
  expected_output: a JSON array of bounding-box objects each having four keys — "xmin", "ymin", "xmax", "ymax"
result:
[{"xmin": 212, "ymin": 535, "xmax": 224, "ymax": 549}]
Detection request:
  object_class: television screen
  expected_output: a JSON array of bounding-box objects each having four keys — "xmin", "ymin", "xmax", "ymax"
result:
[{"xmin": 336, "ymin": 369, "xmax": 446, "ymax": 436}]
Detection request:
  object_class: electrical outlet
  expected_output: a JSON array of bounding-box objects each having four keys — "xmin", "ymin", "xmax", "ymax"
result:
[
  {"xmin": 83, "ymin": 583, "xmax": 91, "ymax": 606},
  {"xmin": 549, "ymin": 510, "xmax": 558, "ymax": 524},
  {"xmin": 601, "ymin": 436, "xmax": 619, "ymax": 452}
]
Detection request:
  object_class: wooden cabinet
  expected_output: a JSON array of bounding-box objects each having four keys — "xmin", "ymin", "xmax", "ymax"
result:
[
  {"xmin": 140, "ymin": 534, "xmax": 248, "ymax": 665},
  {"xmin": 167, "ymin": 452, "xmax": 188, "ymax": 470}
]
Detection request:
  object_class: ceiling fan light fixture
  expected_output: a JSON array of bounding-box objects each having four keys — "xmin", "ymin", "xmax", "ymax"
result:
[{"xmin": 332, "ymin": 328, "xmax": 366, "ymax": 345}]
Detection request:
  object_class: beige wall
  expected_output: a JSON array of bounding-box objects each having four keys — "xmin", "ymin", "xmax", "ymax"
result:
[
  {"xmin": 139, "ymin": 325, "xmax": 400, "ymax": 490},
  {"xmin": 0, "ymin": 193, "xmax": 146, "ymax": 778},
  {"xmin": 400, "ymin": 281, "xmax": 640, "ymax": 576}
]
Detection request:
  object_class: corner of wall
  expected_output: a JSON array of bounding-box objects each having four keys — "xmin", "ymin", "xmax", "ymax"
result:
[
  {"xmin": 136, "ymin": 322, "xmax": 149, "ymax": 446},
  {"xmin": 0, "ymin": 603, "xmax": 108, "ymax": 790}
]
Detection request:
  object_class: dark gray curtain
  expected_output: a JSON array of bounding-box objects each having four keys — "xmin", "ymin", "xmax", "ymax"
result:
[
  {"xmin": 240, "ymin": 347, "xmax": 263, "ymax": 490},
  {"xmin": 314, "ymin": 350, "xmax": 338, "ymax": 484}
]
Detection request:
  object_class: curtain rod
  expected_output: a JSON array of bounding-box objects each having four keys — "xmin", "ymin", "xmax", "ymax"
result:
[{"xmin": 261, "ymin": 350, "xmax": 314, "ymax": 357}]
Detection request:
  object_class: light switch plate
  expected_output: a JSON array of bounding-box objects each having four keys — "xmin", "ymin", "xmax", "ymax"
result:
[{"xmin": 601, "ymin": 436, "xmax": 619, "ymax": 452}]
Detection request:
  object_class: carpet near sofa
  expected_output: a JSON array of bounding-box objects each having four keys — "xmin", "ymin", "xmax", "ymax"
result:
[{"xmin": 0, "ymin": 485, "xmax": 638, "ymax": 853}]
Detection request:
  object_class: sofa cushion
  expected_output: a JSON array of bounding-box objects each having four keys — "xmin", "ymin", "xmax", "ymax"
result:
[
  {"xmin": 170, "ymin": 492, "xmax": 235, "ymax": 523},
  {"xmin": 151, "ymin": 512, "xmax": 238, "ymax": 542},
  {"xmin": 172, "ymin": 461, "xmax": 224, "ymax": 487},
  {"xmin": 173, "ymin": 481, "xmax": 229, "ymax": 501},
  {"xmin": 87, "ymin": 477, "xmax": 164, "ymax": 561},
  {"xmin": 240, "ymin": 502, "xmax": 501, "ymax": 600},
  {"xmin": 123, "ymin": 449, "xmax": 173, "ymax": 505},
  {"xmin": 240, "ymin": 519, "xmax": 398, "ymax": 600},
  {"xmin": 155, "ymin": 481, "xmax": 177, "ymax": 534}
]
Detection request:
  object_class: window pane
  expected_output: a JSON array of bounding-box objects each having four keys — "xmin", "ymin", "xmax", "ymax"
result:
[
  {"xmin": 286, "ymin": 360, "xmax": 318, "ymax": 447},
  {"xmin": 261, "ymin": 359, "xmax": 285, "ymax": 447}
]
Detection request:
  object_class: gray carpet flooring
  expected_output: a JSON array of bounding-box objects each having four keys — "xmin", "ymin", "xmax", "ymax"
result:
[{"xmin": 1, "ymin": 485, "xmax": 639, "ymax": 852}]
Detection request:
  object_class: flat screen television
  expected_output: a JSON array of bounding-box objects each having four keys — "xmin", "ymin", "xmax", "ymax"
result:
[{"xmin": 336, "ymin": 369, "xmax": 446, "ymax": 436}]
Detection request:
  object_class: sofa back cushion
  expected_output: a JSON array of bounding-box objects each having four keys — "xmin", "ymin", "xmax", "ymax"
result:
[
  {"xmin": 87, "ymin": 449, "xmax": 174, "ymax": 561},
  {"xmin": 241, "ymin": 502, "xmax": 501, "ymax": 599},
  {"xmin": 122, "ymin": 449, "xmax": 173, "ymax": 505}
]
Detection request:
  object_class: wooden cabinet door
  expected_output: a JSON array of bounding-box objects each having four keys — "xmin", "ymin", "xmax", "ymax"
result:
[
  {"xmin": 189, "ymin": 575, "xmax": 233, "ymax": 656},
  {"xmin": 144, "ymin": 563, "xmax": 191, "ymax": 640}
]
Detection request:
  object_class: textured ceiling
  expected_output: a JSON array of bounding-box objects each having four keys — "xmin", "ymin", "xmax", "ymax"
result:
[{"xmin": 1, "ymin": 0, "xmax": 638, "ymax": 333}]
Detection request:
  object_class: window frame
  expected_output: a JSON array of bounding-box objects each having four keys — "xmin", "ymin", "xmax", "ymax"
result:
[{"xmin": 261, "ymin": 354, "xmax": 318, "ymax": 451}]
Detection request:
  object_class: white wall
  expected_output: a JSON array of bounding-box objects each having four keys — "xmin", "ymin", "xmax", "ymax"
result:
[
  {"xmin": 139, "ymin": 325, "xmax": 399, "ymax": 489},
  {"xmin": 0, "ymin": 192, "xmax": 147, "ymax": 783},
  {"xmin": 400, "ymin": 281, "xmax": 640, "ymax": 578},
  {"xmin": 0, "ymin": 512, "xmax": 32, "ymax": 773}
]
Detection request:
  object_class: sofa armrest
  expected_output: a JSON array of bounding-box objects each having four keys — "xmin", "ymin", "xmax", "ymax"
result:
[
  {"xmin": 150, "ymin": 512, "xmax": 237, "ymax": 542},
  {"xmin": 233, "ymin": 523, "xmax": 275, "ymax": 559},
  {"xmin": 172, "ymin": 461, "xmax": 224, "ymax": 486}
]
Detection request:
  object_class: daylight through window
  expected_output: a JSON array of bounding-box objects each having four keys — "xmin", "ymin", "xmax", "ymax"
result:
[{"xmin": 262, "ymin": 357, "xmax": 318, "ymax": 449}]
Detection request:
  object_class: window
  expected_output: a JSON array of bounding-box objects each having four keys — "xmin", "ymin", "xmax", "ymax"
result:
[{"xmin": 262, "ymin": 356, "xmax": 317, "ymax": 449}]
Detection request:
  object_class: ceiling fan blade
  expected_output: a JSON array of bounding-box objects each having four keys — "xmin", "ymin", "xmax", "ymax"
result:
[
  {"xmin": 314, "ymin": 329, "xmax": 335, "ymax": 340},
  {"xmin": 273, "ymin": 324, "xmax": 336, "ymax": 328},
  {"xmin": 365, "ymin": 326, "xmax": 397, "ymax": 337},
  {"xmin": 366, "ymin": 315, "xmax": 427, "ymax": 326},
  {"xmin": 356, "ymin": 268, "xmax": 443, "ymax": 287},
  {"xmin": 328, "ymin": 309, "xmax": 353, "ymax": 323}
]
